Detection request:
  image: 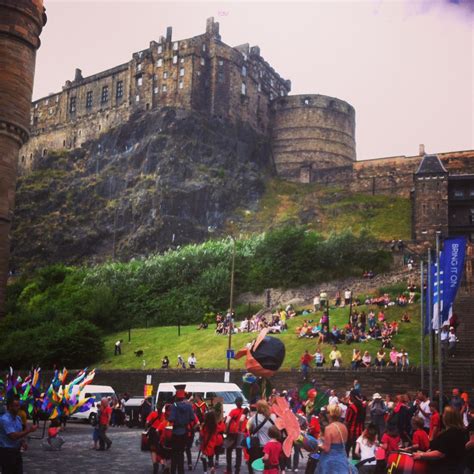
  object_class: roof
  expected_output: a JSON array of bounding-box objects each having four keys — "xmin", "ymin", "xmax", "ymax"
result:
[
  {"xmin": 415, "ymin": 154, "xmax": 448, "ymax": 175},
  {"xmin": 157, "ymin": 382, "xmax": 242, "ymax": 392}
]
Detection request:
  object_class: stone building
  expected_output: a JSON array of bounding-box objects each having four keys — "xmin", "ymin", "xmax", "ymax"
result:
[{"xmin": 0, "ymin": 0, "xmax": 46, "ymax": 316}]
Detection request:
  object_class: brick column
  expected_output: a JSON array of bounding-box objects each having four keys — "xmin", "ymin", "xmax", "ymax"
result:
[{"xmin": 0, "ymin": 0, "xmax": 46, "ymax": 316}]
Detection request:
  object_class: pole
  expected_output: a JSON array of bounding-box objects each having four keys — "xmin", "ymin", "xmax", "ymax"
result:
[
  {"xmin": 326, "ymin": 299, "xmax": 330, "ymax": 330},
  {"xmin": 420, "ymin": 259, "xmax": 425, "ymax": 390},
  {"xmin": 428, "ymin": 248, "xmax": 433, "ymax": 401},
  {"xmin": 227, "ymin": 237, "xmax": 236, "ymax": 371},
  {"xmin": 178, "ymin": 319, "xmax": 181, "ymax": 337},
  {"xmin": 128, "ymin": 326, "xmax": 131, "ymax": 343},
  {"xmin": 348, "ymin": 293, "xmax": 353, "ymax": 325},
  {"xmin": 436, "ymin": 232, "xmax": 443, "ymax": 412}
]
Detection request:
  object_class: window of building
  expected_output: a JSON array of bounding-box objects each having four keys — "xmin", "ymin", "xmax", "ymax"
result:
[
  {"xmin": 218, "ymin": 59, "xmax": 224, "ymax": 66},
  {"xmin": 173, "ymin": 41, "xmax": 179, "ymax": 51},
  {"xmin": 270, "ymin": 92, "xmax": 274, "ymax": 100},
  {"xmin": 154, "ymin": 86, "xmax": 159, "ymax": 94},
  {"xmin": 422, "ymin": 204, "xmax": 427, "ymax": 216},
  {"xmin": 101, "ymin": 85, "xmax": 109, "ymax": 103},
  {"xmin": 200, "ymin": 57, "xmax": 206, "ymax": 66},
  {"xmin": 157, "ymin": 58, "xmax": 163, "ymax": 67},
  {"xmin": 157, "ymin": 45, "xmax": 163, "ymax": 54},
  {"xmin": 45, "ymin": 99, "xmax": 49, "ymax": 106},
  {"xmin": 179, "ymin": 67, "xmax": 185, "ymax": 77},
  {"xmin": 242, "ymin": 53, "xmax": 248, "ymax": 61},
  {"xmin": 137, "ymin": 75, "xmax": 143, "ymax": 87},
  {"xmin": 138, "ymin": 51, "xmax": 143, "ymax": 58},
  {"xmin": 116, "ymin": 81, "xmax": 123, "ymax": 99},
  {"xmin": 135, "ymin": 95, "xmax": 140, "ymax": 102},
  {"xmin": 179, "ymin": 80, "xmax": 184, "ymax": 89},
  {"xmin": 241, "ymin": 82, "xmax": 246, "ymax": 95},
  {"xmin": 202, "ymin": 43, "xmax": 206, "ymax": 52},
  {"xmin": 454, "ymin": 189, "xmax": 464, "ymax": 198},
  {"xmin": 173, "ymin": 55, "xmax": 178, "ymax": 64},
  {"xmin": 86, "ymin": 91, "xmax": 93, "ymax": 108},
  {"xmin": 257, "ymin": 83, "xmax": 261, "ymax": 92},
  {"xmin": 242, "ymin": 65, "xmax": 247, "ymax": 76},
  {"xmin": 49, "ymin": 108, "xmax": 54, "ymax": 115},
  {"xmin": 280, "ymin": 90, "xmax": 285, "ymax": 96},
  {"xmin": 34, "ymin": 103, "xmax": 39, "ymax": 109},
  {"xmin": 162, "ymin": 85, "xmax": 167, "ymax": 92},
  {"xmin": 78, "ymin": 129, "xmax": 82, "ymax": 136},
  {"xmin": 270, "ymin": 78, "xmax": 274, "ymax": 86},
  {"xmin": 218, "ymin": 71, "xmax": 224, "ymax": 83},
  {"xmin": 137, "ymin": 63, "xmax": 142, "ymax": 72},
  {"xmin": 469, "ymin": 189, "xmax": 474, "ymax": 197},
  {"xmin": 163, "ymin": 71, "xmax": 168, "ymax": 79},
  {"xmin": 55, "ymin": 96, "xmax": 60, "ymax": 103},
  {"xmin": 303, "ymin": 97, "xmax": 311, "ymax": 106},
  {"xmin": 180, "ymin": 58, "xmax": 184, "ymax": 63},
  {"xmin": 69, "ymin": 96, "xmax": 76, "ymax": 113}
]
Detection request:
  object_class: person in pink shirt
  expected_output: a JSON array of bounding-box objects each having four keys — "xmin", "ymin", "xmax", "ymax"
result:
[{"xmin": 389, "ymin": 347, "xmax": 398, "ymax": 366}]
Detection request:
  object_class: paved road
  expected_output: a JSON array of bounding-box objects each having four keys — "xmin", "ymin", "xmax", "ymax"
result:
[{"xmin": 22, "ymin": 422, "xmax": 310, "ymax": 474}]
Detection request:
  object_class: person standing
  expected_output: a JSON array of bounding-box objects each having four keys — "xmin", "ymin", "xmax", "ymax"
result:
[
  {"xmin": 313, "ymin": 294, "xmax": 320, "ymax": 312},
  {"xmin": 225, "ymin": 397, "xmax": 245, "ymax": 474},
  {"xmin": 300, "ymin": 350, "xmax": 312, "ymax": 380},
  {"xmin": 98, "ymin": 397, "xmax": 112, "ymax": 451},
  {"xmin": 0, "ymin": 395, "xmax": 38, "ymax": 474},
  {"xmin": 114, "ymin": 339, "xmax": 123, "ymax": 356},
  {"xmin": 188, "ymin": 353, "xmax": 197, "ymax": 369},
  {"xmin": 345, "ymin": 391, "xmax": 365, "ymax": 458},
  {"xmin": 369, "ymin": 393, "xmax": 386, "ymax": 440},
  {"xmin": 169, "ymin": 385, "xmax": 195, "ymax": 474}
]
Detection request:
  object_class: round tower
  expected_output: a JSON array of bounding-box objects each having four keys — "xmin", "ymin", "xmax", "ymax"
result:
[
  {"xmin": 0, "ymin": 0, "xmax": 46, "ymax": 316},
  {"xmin": 271, "ymin": 94, "xmax": 356, "ymax": 182}
]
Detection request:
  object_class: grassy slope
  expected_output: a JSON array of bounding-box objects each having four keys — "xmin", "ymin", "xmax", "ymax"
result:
[
  {"xmin": 98, "ymin": 303, "xmax": 423, "ymax": 370},
  {"xmin": 235, "ymin": 179, "xmax": 411, "ymax": 241}
]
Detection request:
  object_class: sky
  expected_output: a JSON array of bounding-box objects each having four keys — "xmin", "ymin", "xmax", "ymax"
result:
[{"xmin": 33, "ymin": 0, "xmax": 474, "ymax": 160}]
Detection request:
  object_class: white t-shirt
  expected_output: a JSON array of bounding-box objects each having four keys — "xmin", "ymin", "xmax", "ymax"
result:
[
  {"xmin": 448, "ymin": 333, "xmax": 456, "ymax": 343},
  {"xmin": 313, "ymin": 296, "xmax": 320, "ymax": 304},
  {"xmin": 356, "ymin": 436, "xmax": 376, "ymax": 465},
  {"xmin": 339, "ymin": 403, "xmax": 348, "ymax": 420},
  {"xmin": 344, "ymin": 290, "xmax": 351, "ymax": 300},
  {"xmin": 329, "ymin": 396, "xmax": 339, "ymax": 406},
  {"xmin": 188, "ymin": 356, "xmax": 197, "ymax": 366},
  {"xmin": 248, "ymin": 413, "xmax": 277, "ymax": 446},
  {"xmin": 418, "ymin": 400, "xmax": 431, "ymax": 429}
]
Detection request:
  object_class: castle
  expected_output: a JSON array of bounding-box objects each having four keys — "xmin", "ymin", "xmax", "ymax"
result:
[{"xmin": 20, "ymin": 17, "xmax": 474, "ymax": 244}]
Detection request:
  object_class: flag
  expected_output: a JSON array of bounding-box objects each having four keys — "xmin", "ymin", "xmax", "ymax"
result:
[{"xmin": 431, "ymin": 254, "xmax": 445, "ymax": 331}]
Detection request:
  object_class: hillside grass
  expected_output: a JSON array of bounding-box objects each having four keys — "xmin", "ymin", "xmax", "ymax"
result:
[
  {"xmin": 98, "ymin": 302, "xmax": 425, "ymax": 370},
  {"xmin": 236, "ymin": 179, "xmax": 411, "ymax": 241}
]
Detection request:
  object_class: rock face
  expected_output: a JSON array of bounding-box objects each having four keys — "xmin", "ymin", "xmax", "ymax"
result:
[{"xmin": 11, "ymin": 108, "xmax": 272, "ymax": 270}]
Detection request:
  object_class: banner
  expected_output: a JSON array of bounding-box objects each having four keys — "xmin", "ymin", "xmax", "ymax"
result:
[
  {"xmin": 431, "ymin": 256, "xmax": 444, "ymax": 331},
  {"xmin": 440, "ymin": 237, "xmax": 467, "ymax": 324}
]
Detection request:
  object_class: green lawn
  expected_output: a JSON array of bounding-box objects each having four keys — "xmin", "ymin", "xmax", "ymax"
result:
[{"xmin": 98, "ymin": 303, "xmax": 425, "ymax": 370}]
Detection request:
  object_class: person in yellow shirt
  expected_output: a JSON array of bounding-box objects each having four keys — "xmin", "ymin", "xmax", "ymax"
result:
[{"xmin": 329, "ymin": 345, "xmax": 342, "ymax": 367}]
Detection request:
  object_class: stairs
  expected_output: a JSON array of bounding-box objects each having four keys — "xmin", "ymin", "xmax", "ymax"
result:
[{"xmin": 441, "ymin": 294, "xmax": 474, "ymax": 393}]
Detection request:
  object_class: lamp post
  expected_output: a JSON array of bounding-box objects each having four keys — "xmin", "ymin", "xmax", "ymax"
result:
[
  {"xmin": 227, "ymin": 236, "xmax": 236, "ymax": 371},
  {"xmin": 435, "ymin": 231, "xmax": 443, "ymax": 412}
]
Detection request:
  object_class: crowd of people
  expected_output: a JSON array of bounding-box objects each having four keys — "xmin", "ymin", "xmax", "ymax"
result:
[{"xmin": 137, "ymin": 381, "xmax": 474, "ymax": 474}]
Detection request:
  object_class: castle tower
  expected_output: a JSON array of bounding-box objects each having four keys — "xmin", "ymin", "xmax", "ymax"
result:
[
  {"xmin": 0, "ymin": 0, "xmax": 46, "ymax": 316},
  {"xmin": 271, "ymin": 94, "xmax": 356, "ymax": 183},
  {"xmin": 412, "ymin": 154, "xmax": 449, "ymax": 241}
]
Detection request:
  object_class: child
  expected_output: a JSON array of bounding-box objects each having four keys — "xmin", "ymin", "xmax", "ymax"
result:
[
  {"xmin": 355, "ymin": 423, "xmax": 378, "ymax": 473},
  {"xmin": 44, "ymin": 419, "xmax": 65, "ymax": 451},
  {"xmin": 263, "ymin": 425, "xmax": 282, "ymax": 474},
  {"xmin": 407, "ymin": 417, "xmax": 429, "ymax": 452}
]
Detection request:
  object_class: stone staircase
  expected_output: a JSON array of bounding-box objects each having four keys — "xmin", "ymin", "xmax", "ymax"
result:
[{"xmin": 442, "ymin": 294, "xmax": 474, "ymax": 393}]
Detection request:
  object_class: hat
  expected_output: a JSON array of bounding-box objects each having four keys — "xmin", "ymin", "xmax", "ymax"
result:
[
  {"xmin": 372, "ymin": 393, "xmax": 382, "ymax": 400},
  {"xmin": 442, "ymin": 321, "xmax": 449, "ymax": 327},
  {"xmin": 174, "ymin": 384, "xmax": 187, "ymax": 399}
]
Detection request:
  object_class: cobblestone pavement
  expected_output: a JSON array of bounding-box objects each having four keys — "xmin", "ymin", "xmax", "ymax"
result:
[{"xmin": 22, "ymin": 422, "xmax": 309, "ymax": 474}]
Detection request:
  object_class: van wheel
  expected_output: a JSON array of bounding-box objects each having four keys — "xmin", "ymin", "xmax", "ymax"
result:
[{"xmin": 89, "ymin": 413, "xmax": 97, "ymax": 425}]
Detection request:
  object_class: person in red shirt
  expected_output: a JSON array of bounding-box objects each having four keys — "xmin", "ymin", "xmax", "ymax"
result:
[
  {"xmin": 146, "ymin": 404, "xmax": 165, "ymax": 474},
  {"xmin": 381, "ymin": 425, "xmax": 401, "ymax": 458},
  {"xmin": 300, "ymin": 350, "xmax": 312, "ymax": 381},
  {"xmin": 344, "ymin": 391, "xmax": 365, "ymax": 457},
  {"xmin": 429, "ymin": 401, "xmax": 441, "ymax": 442},
  {"xmin": 98, "ymin": 397, "xmax": 112, "ymax": 451},
  {"xmin": 408, "ymin": 417, "xmax": 430, "ymax": 452},
  {"xmin": 225, "ymin": 397, "xmax": 245, "ymax": 474},
  {"xmin": 308, "ymin": 414, "xmax": 321, "ymax": 439},
  {"xmin": 262, "ymin": 426, "xmax": 282, "ymax": 474},
  {"xmin": 200, "ymin": 411, "xmax": 223, "ymax": 474}
]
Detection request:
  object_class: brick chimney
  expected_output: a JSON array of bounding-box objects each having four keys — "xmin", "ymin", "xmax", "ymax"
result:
[{"xmin": 419, "ymin": 144, "xmax": 425, "ymax": 156}]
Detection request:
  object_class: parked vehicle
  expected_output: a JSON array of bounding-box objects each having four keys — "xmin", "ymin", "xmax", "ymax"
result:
[{"xmin": 69, "ymin": 384, "xmax": 116, "ymax": 424}]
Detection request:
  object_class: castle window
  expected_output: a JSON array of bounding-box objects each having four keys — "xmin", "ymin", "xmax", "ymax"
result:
[
  {"xmin": 135, "ymin": 95, "xmax": 140, "ymax": 102},
  {"xmin": 202, "ymin": 44, "xmax": 206, "ymax": 52},
  {"xmin": 270, "ymin": 92, "xmax": 274, "ymax": 100},
  {"xmin": 78, "ymin": 129, "xmax": 82, "ymax": 136},
  {"xmin": 157, "ymin": 58, "xmax": 163, "ymax": 67},
  {"xmin": 280, "ymin": 90, "xmax": 285, "ymax": 97},
  {"xmin": 49, "ymin": 108, "xmax": 54, "ymax": 115},
  {"xmin": 180, "ymin": 58, "xmax": 184, "ymax": 64},
  {"xmin": 270, "ymin": 78, "xmax": 274, "ymax": 86},
  {"xmin": 241, "ymin": 65, "xmax": 247, "ymax": 77},
  {"xmin": 162, "ymin": 85, "xmax": 167, "ymax": 92},
  {"xmin": 154, "ymin": 86, "xmax": 159, "ymax": 94},
  {"xmin": 116, "ymin": 81, "xmax": 123, "ymax": 99},
  {"xmin": 138, "ymin": 51, "xmax": 143, "ymax": 58},
  {"xmin": 218, "ymin": 71, "xmax": 224, "ymax": 83},
  {"xmin": 242, "ymin": 53, "xmax": 248, "ymax": 61},
  {"xmin": 45, "ymin": 99, "xmax": 49, "ymax": 106},
  {"xmin": 137, "ymin": 63, "xmax": 142, "ymax": 72},
  {"xmin": 55, "ymin": 96, "xmax": 60, "ymax": 103},
  {"xmin": 157, "ymin": 45, "xmax": 163, "ymax": 54},
  {"xmin": 422, "ymin": 204, "xmax": 427, "ymax": 216},
  {"xmin": 101, "ymin": 85, "xmax": 109, "ymax": 103},
  {"xmin": 200, "ymin": 58, "xmax": 205, "ymax": 66},
  {"xmin": 69, "ymin": 96, "xmax": 76, "ymax": 113},
  {"xmin": 34, "ymin": 103, "xmax": 39, "ymax": 109},
  {"xmin": 63, "ymin": 140, "xmax": 66, "ymax": 147},
  {"xmin": 469, "ymin": 189, "xmax": 474, "ymax": 197},
  {"xmin": 454, "ymin": 189, "xmax": 464, "ymax": 199},
  {"xmin": 86, "ymin": 91, "xmax": 93, "ymax": 108},
  {"xmin": 173, "ymin": 41, "xmax": 179, "ymax": 51},
  {"xmin": 179, "ymin": 67, "xmax": 185, "ymax": 77},
  {"xmin": 241, "ymin": 82, "xmax": 247, "ymax": 95},
  {"xmin": 257, "ymin": 83, "xmax": 261, "ymax": 92},
  {"xmin": 173, "ymin": 55, "xmax": 178, "ymax": 64},
  {"xmin": 179, "ymin": 80, "xmax": 184, "ymax": 89},
  {"xmin": 163, "ymin": 71, "xmax": 168, "ymax": 79},
  {"xmin": 218, "ymin": 59, "xmax": 224, "ymax": 66},
  {"xmin": 303, "ymin": 97, "xmax": 311, "ymax": 106},
  {"xmin": 137, "ymin": 75, "xmax": 143, "ymax": 87}
]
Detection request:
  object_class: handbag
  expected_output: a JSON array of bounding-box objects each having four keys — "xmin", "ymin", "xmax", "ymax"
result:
[{"xmin": 249, "ymin": 414, "xmax": 274, "ymax": 449}]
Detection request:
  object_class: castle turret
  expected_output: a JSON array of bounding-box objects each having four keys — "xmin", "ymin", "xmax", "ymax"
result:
[
  {"xmin": 271, "ymin": 94, "xmax": 356, "ymax": 183},
  {"xmin": 0, "ymin": 0, "xmax": 46, "ymax": 316}
]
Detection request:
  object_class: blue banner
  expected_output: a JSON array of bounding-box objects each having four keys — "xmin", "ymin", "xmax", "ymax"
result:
[
  {"xmin": 440, "ymin": 237, "xmax": 467, "ymax": 324},
  {"xmin": 424, "ymin": 260, "xmax": 435, "ymax": 335}
]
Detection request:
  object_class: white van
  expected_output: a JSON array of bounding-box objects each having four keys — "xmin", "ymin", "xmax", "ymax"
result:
[
  {"xmin": 156, "ymin": 382, "xmax": 247, "ymax": 418},
  {"xmin": 69, "ymin": 384, "xmax": 116, "ymax": 424}
]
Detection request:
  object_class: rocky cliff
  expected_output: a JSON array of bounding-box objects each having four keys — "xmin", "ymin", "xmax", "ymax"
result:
[{"xmin": 11, "ymin": 108, "xmax": 272, "ymax": 271}]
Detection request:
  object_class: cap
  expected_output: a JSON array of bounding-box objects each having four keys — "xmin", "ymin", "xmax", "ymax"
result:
[
  {"xmin": 174, "ymin": 384, "xmax": 187, "ymax": 399},
  {"xmin": 372, "ymin": 393, "xmax": 382, "ymax": 400}
]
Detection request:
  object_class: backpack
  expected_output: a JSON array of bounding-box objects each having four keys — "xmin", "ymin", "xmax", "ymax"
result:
[{"xmin": 371, "ymin": 400, "xmax": 386, "ymax": 417}]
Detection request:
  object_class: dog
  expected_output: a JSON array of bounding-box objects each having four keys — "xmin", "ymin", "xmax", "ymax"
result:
[{"xmin": 134, "ymin": 350, "xmax": 144, "ymax": 357}]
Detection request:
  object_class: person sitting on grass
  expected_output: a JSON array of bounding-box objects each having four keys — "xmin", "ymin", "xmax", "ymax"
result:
[
  {"xmin": 329, "ymin": 345, "xmax": 343, "ymax": 367},
  {"xmin": 375, "ymin": 348, "xmax": 386, "ymax": 367},
  {"xmin": 361, "ymin": 351, "xmax": 372, "ymax": 368},
  {"xmin": 389, "ymin": 347, "xmax": 398, "ymax": 366},
  {"xmin": 351, "ymin": 349, "xmax": 362, "ymax": 370},
  {"xmin": 401, "ymin": 312, "xmax": 411, "ymax": 323}
]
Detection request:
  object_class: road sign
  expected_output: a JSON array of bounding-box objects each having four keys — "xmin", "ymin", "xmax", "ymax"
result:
[
  {"xmin": 144, "ymin": 384, "xmax": 153, "ymax": 398},
  {"xmin": 224, "ymin": 371, "xmax": 230, "ymax": 383},
  {"xmin": 146, "ymin": 375, "xmax": 152, "ymax": 385},
  {"xmin": 226, "ymin": 349, "xmax": 235, "ymax": 359}
]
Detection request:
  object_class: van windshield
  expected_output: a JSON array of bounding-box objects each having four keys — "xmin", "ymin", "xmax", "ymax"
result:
[
  {"xmin": 214, "ymin": 392, "xmax": 247, "ymax": 404},
  {"xmin": 84, "ymin": 393, "xmax": 114, "ymax": 402}
]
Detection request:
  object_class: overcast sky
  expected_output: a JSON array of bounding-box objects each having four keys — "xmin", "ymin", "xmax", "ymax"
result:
[{"xmin": 33, "ymin": 0, "xmax": 473, "ymax": 160}]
